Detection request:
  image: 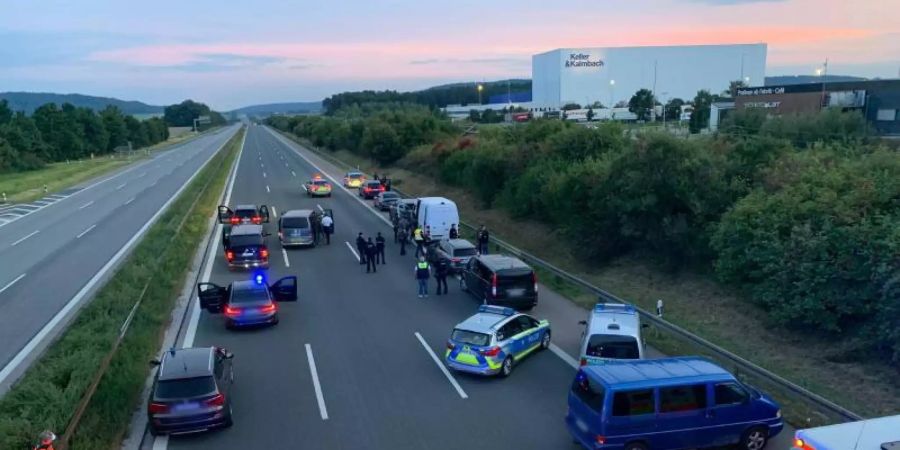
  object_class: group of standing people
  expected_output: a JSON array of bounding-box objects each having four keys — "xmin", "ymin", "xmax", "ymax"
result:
[
  {"xmin": 311, "ymin": 212, "xmax": 334, "ymax": 245},
  {"xmin": 356, "ymin": 232, "xmax": 386, "ymax": 273}
]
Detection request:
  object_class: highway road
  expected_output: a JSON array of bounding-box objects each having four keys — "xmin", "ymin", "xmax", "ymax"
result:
[
  {"xmin": 0, "ymin": 125, "xmax": 241, "ymax": 393},
  {"xmin": 153, "ymin": 124, "xmax": 793, "ymax": 450}
]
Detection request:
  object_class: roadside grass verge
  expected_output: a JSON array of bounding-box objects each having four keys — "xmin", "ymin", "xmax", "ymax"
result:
[
  {"xmin": 0, "ymin": 127, "xmax": 243, "ymax": 450},
  {"xmin": 281, "ymin": 133, "xmax": 900, "ymax": 422}
]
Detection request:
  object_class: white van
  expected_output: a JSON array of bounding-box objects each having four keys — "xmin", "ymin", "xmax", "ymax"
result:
[
  {"xmin": 792, "ymin": 414, "xmax": 900, "ymax": 450},
  {"xmin": 578, "ymin": 303, "xmax": 646, "ymax": 366},
  {"xmin": 415, "ymin": 197, "xmax": 459, "ymax": 240}
]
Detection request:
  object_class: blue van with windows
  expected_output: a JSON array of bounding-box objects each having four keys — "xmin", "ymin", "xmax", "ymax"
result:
[{"xmin": 565, "ymin": 357, "xmax": 783, "ymax": 450}]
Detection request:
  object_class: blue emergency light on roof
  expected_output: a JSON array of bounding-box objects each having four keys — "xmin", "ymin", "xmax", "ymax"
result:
[
  {"xmin": 478, "ymin": 305, "xmax": 516, "ymax": 316},
  {"xmin": 594, "ymin": 303, "xmax": 636, "ymax": 314},
  {"xmin": 254, "ymin": 273, "xmax": 265, "ymax": 285}
]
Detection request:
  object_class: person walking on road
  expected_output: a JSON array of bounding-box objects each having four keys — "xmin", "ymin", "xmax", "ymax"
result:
[
  {"xmin": 413, "ymin": 226, "xmax": 425, "ymax": 258},
  {"xmin": 449, "ymin": 224, "xmax": 459, "ymax": 239},
  {"xmin": 398, "ymin": 225, "xmax": 409, "ymax": 256},
  {"xmin": 375, "ymin": 232, "xmax": 386, "ymax": 264},
  {"xmin": 434, "ymin": 258, "xmax": 449, "ymax": 295},
  {"xmin": 321, "ymin": 214, "xmax": 333, "ymax": 245},
  {"xmin": 356, "ymin": 232, "xmax": 367, "ymax": 265},
  {"xmin": 365, "ymin": 238, "xmax": 378, "ymax": 273},
  {"xmin": 415, "ymin": 256, "xmax": 430, "ymax": 298},
  {"xmin": 477, "ymin": 225, "xmax": 490, "ymax": 255}
]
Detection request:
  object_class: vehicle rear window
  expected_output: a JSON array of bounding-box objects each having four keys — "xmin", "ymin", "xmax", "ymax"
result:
[
  {"xmin": 281, "ymin": 217, "xmax": 309, "ymax": 228},
  {"xmin": 366, "ymin": 181, "xmax": 381, "ymax": 187},
  {"xmin": 586, "ymin": 334, "xmax": 640, "ymax": 359},
  {"xmin": 228, "ymin": 234, "xmax": 263, "ymax": 247},
  {"xmin": 382, "ymin": 192, "xmax": 399, "ymax": 199},
  {"xmin": 312, "ymin": 180, "xmax": 328, "ymax": 185},
  {"xmin": 451, "ymin": 329, "xmax": 491, "ymax": 347},
  {"xmin": 155, "ymin": 376, "xmax": 215, "ymax": 399},
  {"xmin": 572, "ymin": 371, "xmax": 605, "ymax": 412},
  {"xmin": 612, "ymin": 389, "xmax": 654, "ymax": 416},
  {"xmin": 497, "ymin": 270, "xmax": 534, "ymax": 288},
  {"xmin": 453, "ymin": 247, "xmax": 477, "ymax": 257},
  {"xmin": 235, "ymin": 208, "xmax": 256, "ymax": 218},
  {"xmin": 231, "ymin": 286, "xmax": 269, "ymax": 304}
]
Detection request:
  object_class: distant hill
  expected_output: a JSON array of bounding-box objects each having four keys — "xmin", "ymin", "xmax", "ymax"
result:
[
  {"xmin": 0, "ymin": 92, "xmax": 164, "ymax": 115},
  {"xmin": 228, "ymin": 101, "xmax": 322, "ymax": 117},
  {"xmin": 764, "ymin": 75, "xmax": 867, "ymax": 86}
]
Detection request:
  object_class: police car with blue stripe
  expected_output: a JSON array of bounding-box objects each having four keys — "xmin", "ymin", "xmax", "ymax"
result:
[{"xmin": 445, "ymin": 305, "xmax": 551, "ymax": 377}]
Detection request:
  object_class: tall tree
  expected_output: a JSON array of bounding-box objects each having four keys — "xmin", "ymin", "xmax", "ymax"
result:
[
  {"xmin": 76, "ymin": 107, "xmax": 109, "ymax": 155},
  {"xmin": 689, "ymin": 90, "xmax": 715, "ymax": 133},
  {"xmin": 101, "ymin": 106, "xmax": 129, "ymax": 151},
  {"xmin": 664, "ymin": 98, "xmax": 685, "ymax": 122},
  {"xmin": 725, "ymin": 80, "xmax": 748, "ymax": 98},
  {"xmin": 628, "ymin": 88, "xmax": 656, "ymax": 121}
]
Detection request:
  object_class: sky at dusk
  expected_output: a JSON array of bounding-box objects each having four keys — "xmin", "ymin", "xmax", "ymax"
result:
[{"xmin": 1, "ymin": 0, "xmax": 898, "ymax": 110}]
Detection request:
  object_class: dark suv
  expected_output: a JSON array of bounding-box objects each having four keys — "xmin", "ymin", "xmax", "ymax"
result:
[
  {"xmin": 223, "ymin": 224, "xmax": 269, "ymax": 269},
  {"xmin": 459, "ymin": 254, "xmax": 538, "ymax": 310},
  {"xmin": 148, "ymin": 347, "xmax": 234, "ymax": 436},
  {"xmin": 198, "ymin": 276, "xmax": 297, "ymax": 329}
]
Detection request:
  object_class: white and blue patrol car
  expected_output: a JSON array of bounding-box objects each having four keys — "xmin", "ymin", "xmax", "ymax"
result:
[{"xmin": 445, "ymin": 305, "xmax": 551, "ymax": 377}]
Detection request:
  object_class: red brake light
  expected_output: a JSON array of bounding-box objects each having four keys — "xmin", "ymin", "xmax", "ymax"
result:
[
  {"xmin": 230, "ymin": 217, "xmax": 239, "ymax": 225},
  {"xmin": 481, "ymin": 346, "xmax": 501, "ymax": 357},
  {"xmin": 491, "ymin": 274, "xmax": 497, "ymax": 297},
  {"xmin": 149, "ymin": 402, "xmax": 169, "ymax": 414},
  {"xmin": 580, "ymin": 357, "xmax": 588, "ymax": 366},
  {"xmin": 205, "ymin": 393, "xmax": 225, "ymax": 408},
  {"xmin": 224, "ymin": 305, "xmax": 241, "ymax": 317},
  {"xmin": 260, "ymin": 248, "xmax": 269, "ymax": 259},
  {"xmin": 595, "ymin": 435, "xmax": 606, "ymax": 445},
  {"xmin": 252, "ymin": 216, "xmax": 262, "ymax": 224},
  {"xmin": 794, "ymin": 438, "xmax": 815, "ymax": 450},
  {"xmin": 451, "ymin": 258, "xmax": 461, "ymax": 263},
  {"xmin": 446, "ymin": 341, "xmax": 455, "ymax": 351},
  {"xmin": 258, "ymin": 303, "xmax": 276, "ymax": 314},
  {"xmin": 225, "ymin": 251, "xmax": 234, "ymax": 261}
]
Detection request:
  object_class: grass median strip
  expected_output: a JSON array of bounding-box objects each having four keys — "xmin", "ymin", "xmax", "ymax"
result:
[{"xmin": 0, "ymin": 127, "xmax": 243, "ymax": 450}]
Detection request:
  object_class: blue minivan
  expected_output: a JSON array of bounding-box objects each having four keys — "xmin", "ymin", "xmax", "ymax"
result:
[{"xmin": 565, "ymin": 357, "xmax": 783, "ymax": 450}]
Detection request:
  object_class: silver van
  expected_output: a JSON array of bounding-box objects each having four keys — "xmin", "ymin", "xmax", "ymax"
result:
[
  {"xmin": 578, "ymin": 303, "xmax": 646, "ymax": 366},
  {"xmin": 278, "ymin": 209, "xmax": 316, "ymax": 247}
]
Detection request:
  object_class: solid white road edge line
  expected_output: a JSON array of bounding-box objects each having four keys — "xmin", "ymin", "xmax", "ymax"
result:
[
  {"xmin": 76, "ymin": 224, "xmax": 97, "ymax": 238},
  {"xmin": 305, "ymin": 344, "xmax": 329, "ymax": 420},
  {"xmin": 344, "ymin": 241, "xmax": 360, "ymax": 262},
  {"xmin": 0, "ymin": 274, "xmax": 26, "ymax": 295},
  {"xmin": 0, "ymin": 126, "xmax": 240, "ymax": 392},
  {"xmin": 266, "ymin": 127, "xmax": 588, "ymax": 371},
  {"xmin": 282, "ymin": 248, "xmax": 290, "ymax": 268},
  {"xmin": 11, "ymin": 230, "xmax": 40, "ymax": 246},
  {"xmin": 414, "ymin": 332, "xmax": 468, "ymax": 399}
]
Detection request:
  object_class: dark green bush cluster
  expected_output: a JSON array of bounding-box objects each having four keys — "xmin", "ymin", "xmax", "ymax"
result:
[{"xmin": 0, "ymin": 100, "xmax": 169, "ymax": 172}]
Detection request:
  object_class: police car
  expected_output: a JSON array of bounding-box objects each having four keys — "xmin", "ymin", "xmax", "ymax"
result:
[
  {"xmin": 577, "ymin": 303, "xmax": 647, "ymax": 367},
  {"xmin": 343, "ymin": 171, "xmax": 366, "ymax": 188},
  {"xmin": 304, "ymin": 175, "xmax": 332, "ymax": 197},
  {"xmin": 445, "ymin": 305, "xmax": 551, "ymax": 377}
]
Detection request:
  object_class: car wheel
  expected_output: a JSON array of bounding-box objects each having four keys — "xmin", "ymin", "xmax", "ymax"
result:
[
  {"xmin": 540, "ymin": 331, "xmax": 551, "ymax": 350},
  {"xmin": 459, "ymin": 277, "xmax": 468, "ymax": 292},
  {"xmin": 741, "ymin": 427, "xmax": 768, "ymax": 450},
  {"xmin": 500, "ymin": 356, "xmax": 514, "ymax": 377},
  {"xmin": 222, "ymin": 405, "xmax": 234, "ymax": 428},
  {"xmin": 624, "ymin": 442, "xmax": 647, "ymax": 450}
]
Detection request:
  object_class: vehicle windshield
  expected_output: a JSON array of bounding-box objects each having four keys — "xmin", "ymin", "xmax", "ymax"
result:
[
  {"xmin": 586, "ymin": 334, "xmax": 640, "ymax": 359},
  {"xmin": 229, "ymin": 234, "xmax": 263, "ymax": 247},
  {"xmin": 281, "ymin": 217, "xmax": 309, "ymax": 228},
  {"xmin": 155, "ymin": 376, "xmax": 216, "ymax": 399},
  {"xmin": 348, "ymin": 173, "xmax": 363, "ymax": 178},
  {"xmin": 231, "ymin": 285, "xmax": 270, "ymax": 304},
  {"xmin": 451, "ymin": 329, "xmax": 491, "ymax": 347}
]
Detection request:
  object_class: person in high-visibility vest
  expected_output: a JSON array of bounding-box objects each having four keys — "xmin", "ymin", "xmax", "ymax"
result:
[
  {"xmin": 413, "ymin": 226, "xmax": 425, "ymax": 258},
  {"xmin": 34, "ymin": 430, "xmax": 56, "ymax": 450},
  {"xmin": 415, "ymin": 257, "xmax": 430, "ymax": 298}
]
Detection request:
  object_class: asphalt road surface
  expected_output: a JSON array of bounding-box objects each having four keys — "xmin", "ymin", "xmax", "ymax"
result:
[
  {"xmin": 155, "ymin": 124, "xmax": 793, "ymax": 450},
  {"xmin": 0, "ymin": 125, "xmax": 240, "ymax": 392}
]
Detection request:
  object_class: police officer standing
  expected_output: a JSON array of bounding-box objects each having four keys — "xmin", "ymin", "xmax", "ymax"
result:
[
  {"xmin": 415, "ymin": 256, "xmax": 430, "ymax": 298},
  {"xmin": 477, "ymin": 225, "xmax": 490, "ymax": 255},
  {"xmin": 365, "ymin": 237, "xmax": 378, "ymax": 273},
  {"xmin": 434, "ymin": 257, "xmax": 449, "ymax": 295},
  {"xmin": 312, "ymin": 213, "xmax": 322, "ymax": 245},
  {"xmin": 375, "ymin": 232, "xmax": 386, "ymax": 264},
  {"xmin": 398, "ymin": 224, "xmax": 409, "ymax": 256},
  {"xmin": 413, "ymin": 226, "xmax": 425, "ymax": 258},
  {"xmin": 356, "ymin": 232, "xmax": 367, "ymax": 265},
  {"xmin": 321, "ymin": 213, "xmax": 333, "ymax": 245}
]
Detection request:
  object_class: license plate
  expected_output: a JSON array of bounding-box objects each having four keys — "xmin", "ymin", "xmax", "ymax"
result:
[
  {"xmin": 507, "ymin": 288, "xmax": 525, "ymax": 297},
  {"xmin": 242, "ymin": 250, "xmax": 254, "ymax": 257},
  {"xmin": 173, "ymin": 402, "xmax": 200, "ymax": 412}
]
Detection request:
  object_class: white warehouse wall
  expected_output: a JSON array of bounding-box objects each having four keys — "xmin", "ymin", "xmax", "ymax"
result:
[{"xmin": 532, "ymin": 43, "xmax": 767, "ymax": 108}]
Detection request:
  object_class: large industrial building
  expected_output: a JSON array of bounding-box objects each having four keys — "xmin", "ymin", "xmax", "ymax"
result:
[{"xmin": 531, "ymin": 43, "xmax": 767, "ymax": 109}]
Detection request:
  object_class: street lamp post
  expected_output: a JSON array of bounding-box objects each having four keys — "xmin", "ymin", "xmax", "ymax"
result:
[
  {"xmin": 609, "ymin": 79, "xmax": 615, "ymax": 108},
  {"xmin": 477, "ymin": 83, "xmax": 484, "ymax": 105}
]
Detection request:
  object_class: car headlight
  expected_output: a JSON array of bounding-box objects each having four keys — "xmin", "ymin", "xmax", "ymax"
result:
[{"xmin": 776, "ymin": 409, "xmax": 782, "ymax": 418}]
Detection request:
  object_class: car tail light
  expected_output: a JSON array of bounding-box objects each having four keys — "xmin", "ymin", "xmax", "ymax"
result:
[
  {"xmin": 252, "ymin": 216, "xmax": 262, "ymax": 224},
  {"xmin": 580, "ymin": 357, "xmax": 588, "ymax": 366},
  {"xmin": 481, "ymin": 346, "xmax": 501, "ymax": 357},
  {"xmin": 451, "ymin": 257, "xmax": 461, "ymax": 263},
  {"xmin": 446, "ymin": 341, "xmax": 455, "ymax": 351},
  {"xmin": 224, "ymin": 306, "xmax": 241, "ymax": 317},
  {"xmin": 595, "ymin": 435, "xmax": 606, "ymax": 445},
  {"xmin": 260, "ymin": 247, "xmax": 269, "ymax": 259},
  {"xmin": 229, "ymin": 217, "xmax": 239, "ymax": 225},
  {"xmin": 533, "ymin": 272, "xmax": 539, "ymax": 293},
  {"xmin": 491, "ymin": 274, "xmax": 497, "ymax": 297},
  {"xmin": 225, "ymin": 251, "xmax": 234, "ymax": 261},
  {"xmin": 149, "ymin": 402, "xmax": 169, "ymax": 414},
  {"xmin": 258, "ymin": 303, "xmax": 276, "ymax": 314},
  {"xmin": 794, "ymin": 438, "xmax": 815, "ymax": 450},
  {"xmin": 205, "ymin": 393, "xmax": 226, "ymax": 408}
]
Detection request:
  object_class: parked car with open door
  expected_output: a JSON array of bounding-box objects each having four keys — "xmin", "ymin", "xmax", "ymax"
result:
[
  {"xmin": 197, "ymin": 275, "xmax": 297, "ymax": 329},
  {"xmin": 218, "ymin": 204, "xmax": 270, "ymax": 244}
]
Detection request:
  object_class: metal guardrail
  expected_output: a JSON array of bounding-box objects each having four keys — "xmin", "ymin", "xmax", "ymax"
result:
[{"xmin": 276, "ymin": 129, "xmax": 868, "ymax": 426}]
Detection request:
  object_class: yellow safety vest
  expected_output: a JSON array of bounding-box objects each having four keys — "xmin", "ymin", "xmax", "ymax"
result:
[{"xmin": 414, "ymin": 228, "xmax": 423, "ymax": 240}]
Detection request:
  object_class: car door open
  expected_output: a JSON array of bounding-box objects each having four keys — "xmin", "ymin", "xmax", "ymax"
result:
[
  {"xmin": 270, "ymin": 276, "xmax": 298, "ymax": 302},
  {"xmin": 198, "ymin": 282, "xmax": 226, "ymax": 313},
  {"xmin": 259, "ymin": 205, "xmax": 270, "ymax": 223},
  {"xmin": 218, "ymin": 205, "xmax": 234, "ymax": 224}
]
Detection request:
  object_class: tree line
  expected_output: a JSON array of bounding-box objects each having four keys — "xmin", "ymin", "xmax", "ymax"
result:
[
  {"xmin": 269, "ymin": 104, "xmax": 899, "ymax": 365},
  {"xmin": 0, "ymin": 100, "xmax": 169, "ymax": 172},
  {"xmin": 322, "ymin": 80, "xmax": 532, "ymax": 115}
]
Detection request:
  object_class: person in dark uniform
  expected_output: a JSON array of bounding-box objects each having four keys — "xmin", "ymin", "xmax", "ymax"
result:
[
  {"xmin": 434, "ymin": 258, "xmax": 449, "ymax": 295},
  {"xmin": 356, "ymin": 232, "xmax": 367, "ymax": 265},
  {"xmin": 375, "ymin": 232, "xmax": 386, "ymax": 264},
  {"xmin": 398, "ymin": 225, "xmax": 409, "ymax": 256},
  {"xmin": 477, "ymin": 225, "xmax": 490, "ymax": 255},
  {"xmin": 365, "ymin": 238, "xmax": 378, "ymax": 273},
  {"xmin": 312, "ymin": 213, "xmax": 322, "ymax": 245},
  {"xmin": 449, "ymin": 224, "xmax": 459, "ymax": 239}
]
